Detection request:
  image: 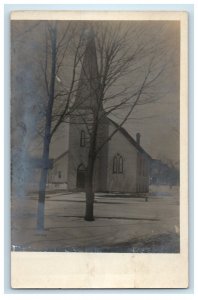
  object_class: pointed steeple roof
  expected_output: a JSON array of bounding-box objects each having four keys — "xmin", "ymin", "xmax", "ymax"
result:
[{"xmin": 74, "ymin": 29, "xmax": 99, "ymax": 110}]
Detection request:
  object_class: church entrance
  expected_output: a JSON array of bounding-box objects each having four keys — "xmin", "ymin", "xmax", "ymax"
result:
[{"xmin": 76, "ymin": 164, "xmax": 87, "ymax": 189}]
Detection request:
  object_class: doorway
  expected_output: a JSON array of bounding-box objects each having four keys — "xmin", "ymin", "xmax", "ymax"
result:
[{"xmin": 76, "ymin": 164, "xmax": 87, "ymax": 189}]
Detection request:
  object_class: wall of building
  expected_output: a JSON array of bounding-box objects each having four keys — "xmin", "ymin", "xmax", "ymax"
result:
[
  {"xmin": 67, "ymin": 112, "xmax": 90, "ymax": 190},
  {"xmin": 95, "ymin": 117, "xmax": 109, "ymax": 192},
  {"xmin": 47, "ymin": 117, "xmax": 149, "ymax": 193},
  {"xmin": 136, "ymin": 153, "xmax": 149, "ymax": 192},
  {"xmin": 106, "ymin": 123, "xmax": 138, "ymax": 193},
  {"xmin": 49, "ymin": 122, "xmax": 69, "ymax": 159},
  {"xmin": 47, "ymin": 122, "xmax": 69, "ymax": 186},
  {"xmin": 67, "ymin": 112, "xmax": 109, "ymax": 191},
  {"xmin": 48, "ymin": 153, "xmax": 68, "ymax": 184}
]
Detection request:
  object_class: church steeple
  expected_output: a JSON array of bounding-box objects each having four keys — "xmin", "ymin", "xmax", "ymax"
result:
[{"xmin": 74, "ymin": 29, "xmax": 99, "ymax": 110}]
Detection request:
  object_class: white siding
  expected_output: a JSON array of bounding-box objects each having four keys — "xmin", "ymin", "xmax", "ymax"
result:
[
  {"xmin": 49, "ymin": 122, "xmax": 69, "ymax": 159},
  {"xmin": 107, "ymin": 123, "xmax": 138, "ymax": 192},
  {"xmin": 48, "ymin": 153, "xmax": 68, "ymax": 184}
]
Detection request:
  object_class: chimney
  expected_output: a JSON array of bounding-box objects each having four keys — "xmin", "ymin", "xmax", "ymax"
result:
[{"xmin": 136, "ymin": 133, "xmax": 141, "ymax": 145}]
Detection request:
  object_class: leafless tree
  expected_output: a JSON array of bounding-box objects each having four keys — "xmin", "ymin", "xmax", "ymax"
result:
[
  {"xmin": 12, "ymin": 21, "xmax": 88, "ymax": 230},
  {"xmin": 35, "ymin": 21, "xmax": 91, "ymax": 230},
  {"xmin": 71, "ymin": 22, "xmax": 170, "ymax": 221}
]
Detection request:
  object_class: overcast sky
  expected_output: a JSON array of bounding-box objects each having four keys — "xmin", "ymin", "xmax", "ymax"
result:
[
  {"xmin": 11, "ymin": 20, "xmax": 180, "ymax": 164},
  {"xmin": 104, "ymin": 21, "xmax": 180, "ymax": 163}
]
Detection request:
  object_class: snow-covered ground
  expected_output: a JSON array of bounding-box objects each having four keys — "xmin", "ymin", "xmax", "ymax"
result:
[{"xmin": 11, "ymin": 185, "xmax": 180, "ymax": 252}]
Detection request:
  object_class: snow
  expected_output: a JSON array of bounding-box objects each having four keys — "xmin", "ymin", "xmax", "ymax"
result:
[{"xmin": 11, "ymin": 186, "xmax": 180, "ymax": 252}]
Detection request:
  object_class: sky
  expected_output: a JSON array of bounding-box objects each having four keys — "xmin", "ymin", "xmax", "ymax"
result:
[
  {"xmin": 11, "ymin": 20, "xmax": 180, "ymax": 165},
  {"xmin": 99, "ymin": 21, "xmax": 180, "ymax": 164},
  {"xmin": 124, "ymin": 22, "xmax": 180, "ymax": 163}
]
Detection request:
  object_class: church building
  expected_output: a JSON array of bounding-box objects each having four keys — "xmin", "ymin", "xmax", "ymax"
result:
[{"xmin": 48, "ymin": 31, "xmax": 151, "ymax": 194}]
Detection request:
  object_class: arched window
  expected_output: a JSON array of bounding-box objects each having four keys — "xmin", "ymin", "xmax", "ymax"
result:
[
  {"xmin": 113, "ymin": 156, "xmax": 118, "ymax": 173},
  {"xmin": 113, "ymin": 154, "xmax": 124, "ymax": 174},
  {"xmin": 80, "ymin": 130, "xmax": 86, "ymax": 147},
  {"xmin": 118, "ymin": 156, "xmax": 123, "ymax": 173}
]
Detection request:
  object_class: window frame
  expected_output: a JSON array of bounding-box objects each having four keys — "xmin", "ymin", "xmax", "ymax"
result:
[
  {"xmin": 118, "ymin": 156, "xmax": 123, "ymax": 173},
  {"xmin": 113, "ymin": 153, "xmax": 124, "ymax": 174},
  {"xmin": 113, "ymin": 156, "xmax": 118, "ymax": 173},
  {"xmin": 80, "ymin": 130, "xmax": 86, "ymax": 147}
]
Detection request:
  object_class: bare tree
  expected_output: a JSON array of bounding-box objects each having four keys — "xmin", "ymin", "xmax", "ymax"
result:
[
  {"xmin": 35, "ymin": 21, "xmax": 90, "ymax": 230},
  {"xmin": 12, "ymin": 20, "xmax": 94, "ymax": 230},
  {"xmin": 71, "ymin": 22, "xmax": 169, "ymax": 221}
]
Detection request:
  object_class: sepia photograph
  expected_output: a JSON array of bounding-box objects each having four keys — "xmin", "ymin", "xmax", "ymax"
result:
[
  {"xmin": 10, "ymin": 10, "xmax": 188, "ymax": 288},
  {"xmin": 11, "ymin": 17, "xmax": 181, "ymax": 253}
]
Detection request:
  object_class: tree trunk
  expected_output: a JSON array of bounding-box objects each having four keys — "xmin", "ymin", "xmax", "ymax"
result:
[
  {"xmin": 37, "ymin": 166, "xmax": 48, "ymax": 230},
  {"xmin": 37, "ymin": 135, "xmax": 50, "ymax": 230},
  {"xmin": 84, "ymin": 154, "xmax": 95, "ymax": 221},
  {"xmin": 85, "ymin": 188, "xmax": 94, "ymax": 221},
  {"xmin": 36, "ymin": 25, "xmax": 57, "ymax": 230}
]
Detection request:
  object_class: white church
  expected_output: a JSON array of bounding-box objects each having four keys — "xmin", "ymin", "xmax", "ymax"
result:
[{"xmin": 47, "ymin": 32, "xmax": 151, "ymax": 194}]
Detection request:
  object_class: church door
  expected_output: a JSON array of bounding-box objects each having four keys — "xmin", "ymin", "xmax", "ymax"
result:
[{"xmin": 76, "ymin": 164, "xmax": 87, "ymax": 189}]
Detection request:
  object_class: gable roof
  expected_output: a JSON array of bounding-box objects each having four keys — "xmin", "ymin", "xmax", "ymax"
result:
[{"xmin": 109, "ymin": 118, "xmax": 152, "ymax": 160}]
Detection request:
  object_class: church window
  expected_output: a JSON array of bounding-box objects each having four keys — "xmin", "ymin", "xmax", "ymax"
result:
[
  {"xmin": 58, "ymin": 171, "xmax": 61, "ymax": 178},
  {"xmin": 118, "ymin": 156, "xmax": 123, "ymax": 173},
  {"xmin": 113, "ymin": 154, "xmax": 124, "ymax": 174},
  {"xmin": 80, "ymin": 130, "xmax": 86, "ymax": 147},
  {"xmin": 113, "ymin": 156, "xmax": 118, "ymax": 173}
]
